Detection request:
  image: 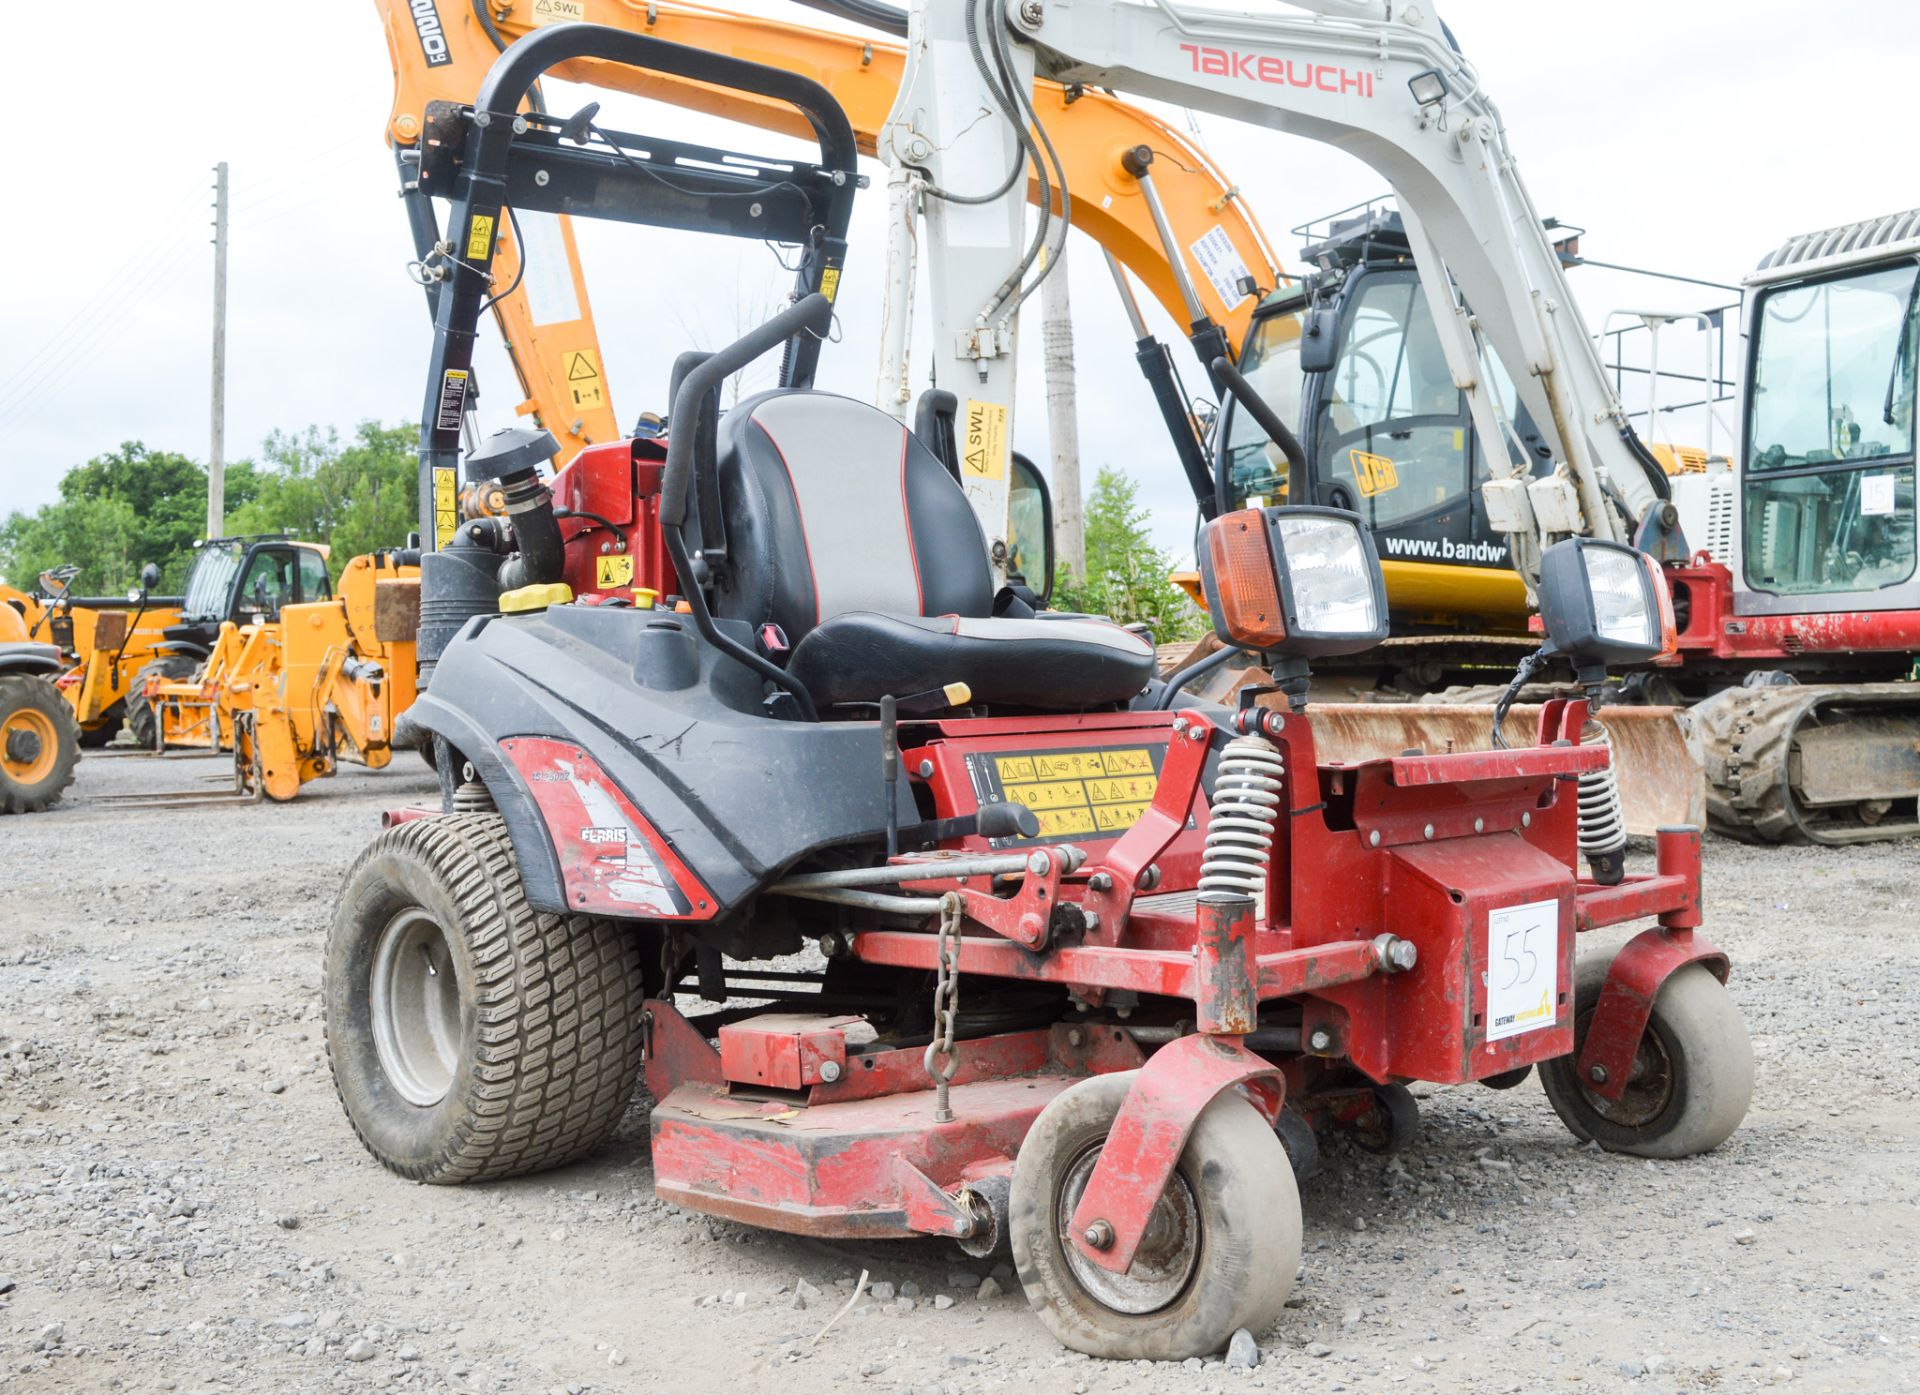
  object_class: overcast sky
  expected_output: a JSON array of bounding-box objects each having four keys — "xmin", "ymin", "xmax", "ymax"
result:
[{"xmin": 4, "ymin": 0, "xmax": 1915, "ymax": 565}]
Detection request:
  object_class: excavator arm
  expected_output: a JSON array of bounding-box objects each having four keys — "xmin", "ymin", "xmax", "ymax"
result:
[
  {"xmin": 373, "ymin": 0, "xmax": 1284, "ymax": 458},
  {"xmin": 881, "ymin": 0, "xmax": 1682, "ymax": 587}
]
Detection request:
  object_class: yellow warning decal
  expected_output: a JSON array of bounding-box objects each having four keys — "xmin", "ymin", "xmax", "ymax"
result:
[
  {"xmin": 977, "ymin": 746, "xmax": 1167, "ymax": 844},
  {"xmin": 433, "ymin": 466, "xmax": 459, "ymax": 550},
  {"xmin": 819, "ymin": 266, "xmax": 841, "ymax": 301},
  {"xmin": 1350, "ymin": 448, "xmax": 1400, "ymax": 498},
  {"xmin": 561, "ymin": 348, "xmax": 606, "ymax": 412},
  {"xmin": 466, "ymin": 213, "xmax": 495, "ymax": 260},
  {"xmin": 530, "ymin": 0, "xmax": 585, "ymax": 23},
  {"xmin": 962, "ymin": 399, "xmax": 1008, "ymax": 481},
  {"xmin": 595, "ymin": 553, "xmax": 635, "ymax": 589}
]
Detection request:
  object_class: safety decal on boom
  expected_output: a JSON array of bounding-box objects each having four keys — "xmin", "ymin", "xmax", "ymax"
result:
[
  {"xmin": 1189, "ymin": 226, "xmax": 1254, "ymax": 309},
  {"xmin": 561, "ymin": 349, "xmax": 606, "ymax": 413},
  {"xmin": 530, "ymin": 0, "xmax": 586, "ymax": 23},
  {"xmin": 962, "ymin": 399, "xmax": 1008, "ymax": 481},
  {"xmin": 962, "ymin": 743, "xmax": 1179, "ymax": 846}
]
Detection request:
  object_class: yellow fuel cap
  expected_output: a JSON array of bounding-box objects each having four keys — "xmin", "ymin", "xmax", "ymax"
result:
[{"xmin": 499, "ymin": 582, "xmax": 573, "ymax": 614}]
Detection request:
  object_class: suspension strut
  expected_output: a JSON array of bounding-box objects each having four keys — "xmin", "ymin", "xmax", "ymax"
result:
[{"xmin": 1576, "ymin": 699, "xmax": 1628, "ymax": 886}]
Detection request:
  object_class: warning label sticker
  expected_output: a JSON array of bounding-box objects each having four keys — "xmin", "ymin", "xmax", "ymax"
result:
[
  {"xmin": 434, "ymin": 368, "xmax": 469, "ymax": 433},
  {"xmin": 819, "ymin": 266, "xmax": 841, "ymax": 302},
  {"xmin": 432, "ymin": 466, "xmax": 459, "ymax": 550},
  {"xmin": 962, "ymin": 398, "xmax": 1008, "ymax": 481},
  {"xmin": 1189, "ymin": 225, "xmax": 1254, "ymax": 309},
  {"xmin": 1349, "ymin": 449, "xmax": 1400, "ymax": 497},
  {"xmin": 561, "ymin": 348, "xmax": 606, "ymax": 413},
  {"xmin": 595, "ymin": 554, "xmax": 635, "ymax": 590},
  {"xmin": 466, "ymin": 213, "xmax": 494, "ymax": 261},
  {"xmin": 530, "ymin": 0, "xmax": 586, "ymax": 23},
  {"xmin": 1486, "ymin": 898, "xmax": 1559, "ymax": 1042},
  {"xmin": 962, "ymin": 744, "xmax": 1177, "ymax": 846}
]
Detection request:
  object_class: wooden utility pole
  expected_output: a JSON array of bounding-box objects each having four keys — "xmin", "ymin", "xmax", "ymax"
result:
[
  {"xmin": 1041, "ymin": 245, "xmax": 1085, "ymax": 577},
  {"xmin": 207, "ymin": 162, "xmax": 229, "ymax": 540}
]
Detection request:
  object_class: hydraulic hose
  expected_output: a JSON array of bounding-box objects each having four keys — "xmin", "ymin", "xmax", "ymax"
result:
[{"xmin": 494, "ymin": 472, "xmax": 564, "ymax": 592}]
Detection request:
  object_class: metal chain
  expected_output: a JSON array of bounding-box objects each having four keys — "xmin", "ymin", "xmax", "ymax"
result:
[{"xmin": 923, "ymin": 893, "xmax": 963, "ymax": 1123}]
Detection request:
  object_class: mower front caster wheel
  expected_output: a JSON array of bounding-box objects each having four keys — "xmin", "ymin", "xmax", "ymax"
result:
[
  {"xmin": 1009, "ymin": 1072, "xmax": 1301, "ymax": 1360},
  {"xmin": 326, "ymin": 814, "xmax": 650, "ymax": 1184},
  {"xmin": 1539, "ymin": 954, "xmax": 1752, "ymax": 1159}
]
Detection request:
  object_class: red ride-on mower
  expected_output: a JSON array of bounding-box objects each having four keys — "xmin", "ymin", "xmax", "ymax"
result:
[{"xmin": 327, "ymin": 28, "xmax": 1750, "ymax": 1360}]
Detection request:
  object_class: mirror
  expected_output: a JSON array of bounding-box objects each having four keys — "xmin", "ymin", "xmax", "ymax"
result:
[
  {"xmin": 1299, "ymin": 300, "xmax": 1340, "ymax": 373},
  {"xmin": 1008, "ymin": 452, "xmax": 1055, "ymax": 605},
  {"xmin": 139, "ymin": 563, "xmax": 162, "ymax": 594}
]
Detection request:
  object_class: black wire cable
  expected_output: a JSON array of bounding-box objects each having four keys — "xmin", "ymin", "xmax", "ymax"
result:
[
  {"xmin": 1490, "ymin": 650, "xmax": 1547, "ymax": 749},
  {"xmin": 477, "ymin": 204, "xmax": 527, "ymax": 318},
  {"xmin": 553, "ymin": 508, "xmax": 628, "ymax": 544}
]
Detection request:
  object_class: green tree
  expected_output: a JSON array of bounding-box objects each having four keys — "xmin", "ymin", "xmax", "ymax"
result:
[
  {"xmin": 0, "ymin": 442, "xmax": 261, "ymax": 593},
  {"xmin": 1052, "ymin": 466, "xmax": 1203, "ymax": 642},
  {"xmin": 226, "ymin": 422, "xmax": 418, "ymax": 579}
]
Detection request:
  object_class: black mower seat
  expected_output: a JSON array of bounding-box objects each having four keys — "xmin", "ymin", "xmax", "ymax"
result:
[{"xmin": 707, "ymin": 389, "xmax": 1154, "ymax": 709}]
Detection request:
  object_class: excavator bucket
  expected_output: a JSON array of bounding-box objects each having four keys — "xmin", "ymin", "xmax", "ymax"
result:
[{"xmin": 1290, "ymin": 702, "xmax": 1706, "ymax": 838}]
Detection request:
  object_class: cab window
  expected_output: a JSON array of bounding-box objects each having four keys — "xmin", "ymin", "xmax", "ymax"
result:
[
  {"xmin": 1744, "ymin": 263, "xmax": 1918, "ymax": 596},
  {"xmin": 297, "ymin": 548, "xmax": 333, "ymax": 603},
  {"xmin": 1314, "ymin": 271, "xmax": 1470, "ymax": 527},
  {"xmin": 234, "ymin": 549, "xmax": 296, "ymax": 622},
  {"xmin": 1220, "ymin": 307, "xmax": 1306, "ymax": 508}
]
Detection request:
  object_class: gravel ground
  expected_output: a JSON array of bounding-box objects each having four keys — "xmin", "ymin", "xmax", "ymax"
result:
[{"xmin": 2, "ymin": 750, "xmax": 1917, "ymax": 1395}]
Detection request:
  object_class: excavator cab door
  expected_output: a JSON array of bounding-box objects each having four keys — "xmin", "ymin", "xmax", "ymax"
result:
[{"xmin": 1300, "ymin": 265, "xmax": 1550, "ymax": 582}]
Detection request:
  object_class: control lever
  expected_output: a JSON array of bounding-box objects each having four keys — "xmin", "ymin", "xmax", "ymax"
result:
[{"xmin": 897, "ymin": 801, "xmax": 1041, "ymax": 850}]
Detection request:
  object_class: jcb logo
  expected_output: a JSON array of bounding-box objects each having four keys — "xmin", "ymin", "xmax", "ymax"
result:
[
  {"xmin": 1350, "ymin": 449, "xmax": 1399, "ymax": 497},
  {"xmin": 409, "ymin": 0, "xmax": 451, "ymax": 68}
]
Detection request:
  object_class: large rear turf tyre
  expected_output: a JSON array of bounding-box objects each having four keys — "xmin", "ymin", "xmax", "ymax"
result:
[
  {"xmin": 126, "ymin": 655, "xmax": 198, "ymax": 749},
  {"xmin": 1010, "ymin": 1071, "xmax": 1300, "ymax": 1360},
  {"xmin": 0, "ymin": 676, "xmax": 80, "ymax": 814},
  {"xmin": 326, "ymin": 813, "xmax": 650, "ymax": 1184},
  {"xmin": 1540, "ymin": 955, "xmax": 1752, "ymax": 1159}
]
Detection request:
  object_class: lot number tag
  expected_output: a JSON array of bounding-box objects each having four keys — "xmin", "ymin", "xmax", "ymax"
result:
[{"xmin": 1486, "ymin": 898, "xmax": 1558, "ymax": 1042}]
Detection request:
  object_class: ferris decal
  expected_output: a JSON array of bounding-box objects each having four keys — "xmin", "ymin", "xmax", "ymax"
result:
[{"xmin": 1179, "ymin": 44, "xmax": 1374, "ymax": 98}]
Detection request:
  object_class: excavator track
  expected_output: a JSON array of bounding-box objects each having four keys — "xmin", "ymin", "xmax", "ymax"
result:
[{"xmin": 1693, "ymin": 682, "xmax": 1920, "ymax": 844}]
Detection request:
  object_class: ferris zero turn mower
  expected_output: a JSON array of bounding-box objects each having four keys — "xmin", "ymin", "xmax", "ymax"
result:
[{"xmin": 326, "ymin": 23, "xmax": 1752, "ymax": 1360}]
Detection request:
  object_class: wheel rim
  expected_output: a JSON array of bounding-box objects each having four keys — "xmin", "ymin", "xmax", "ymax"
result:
[
  {"xmin": 1056, "ymin": 1143, "xmax": 1201, "ymax": 1316},
  {"xmin": 369, "ymin": 908, "xmax": 463, "ymax": 1107},
  {"xmin": 1576, "ymin": 1010, "xmax": 1676, "ymax": 1128},
  {"xmin": 1, "ymin": 707, "xmax": 58, "ymax": 784}
]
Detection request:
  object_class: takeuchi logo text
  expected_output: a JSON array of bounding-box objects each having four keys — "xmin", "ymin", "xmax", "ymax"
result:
[{"xmin": 1179, "ymin": 44, "xmax": 1375, "ymax": 97}]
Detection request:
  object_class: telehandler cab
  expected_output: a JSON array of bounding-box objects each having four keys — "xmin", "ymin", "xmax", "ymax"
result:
[{"xmin": 326, "ymin": 21, "xmax": 1752, "ymax": 1361}]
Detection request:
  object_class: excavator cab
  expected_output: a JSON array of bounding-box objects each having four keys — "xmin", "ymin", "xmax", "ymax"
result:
[
  {"xmin": 1740, "ymin": 254, "xmax": 1918, "ymax": 610},
  {"xmin": 1215, "ymin": 204, "xmax": 1559, "ymax": 630}
]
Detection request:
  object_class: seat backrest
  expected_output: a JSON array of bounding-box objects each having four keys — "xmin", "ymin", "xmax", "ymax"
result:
[{"xmin": 707, "ymin": 390, "xmax": 993, "ymax": 642}]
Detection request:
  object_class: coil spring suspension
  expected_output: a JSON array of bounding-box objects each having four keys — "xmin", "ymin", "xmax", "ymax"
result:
[
  {"xmin": 1577, "ymin": 717, "xmax": 1628, "ymax": 885},
  {"xmin": 1199, "ymin": 731, "xmax": 1284, "ymax": 900}
]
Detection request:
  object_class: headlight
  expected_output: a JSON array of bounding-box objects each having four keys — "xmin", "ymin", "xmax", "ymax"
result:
[
  {"xmin": 1199, "ymin": 506, "xmax": 1388, "ymax": 659},
  {"xmin": 1536, "ymin": 537, "xmax": 1676, "ymax": 676}
]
